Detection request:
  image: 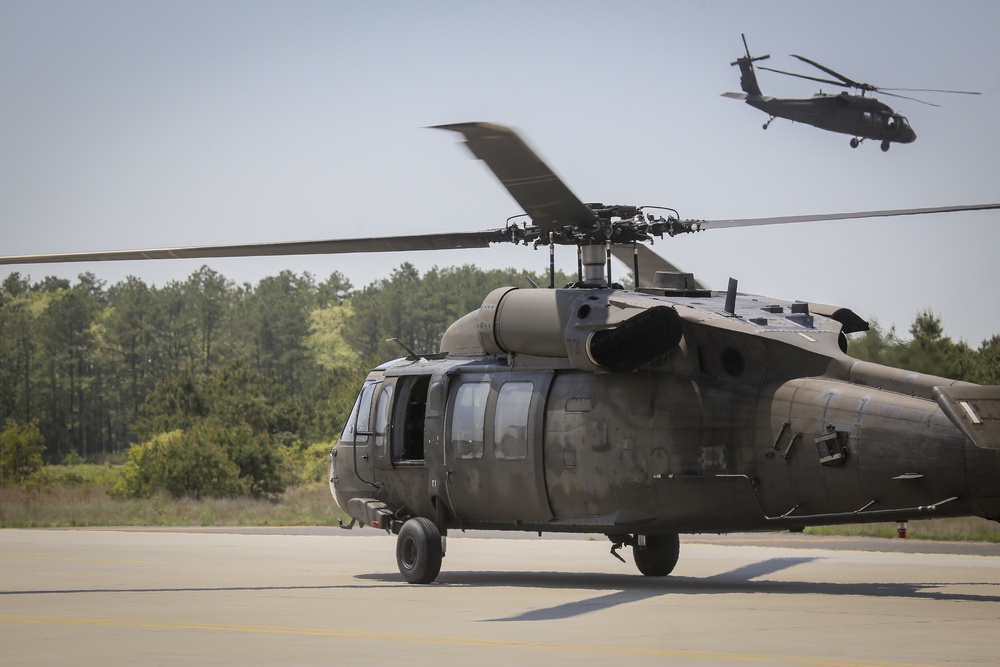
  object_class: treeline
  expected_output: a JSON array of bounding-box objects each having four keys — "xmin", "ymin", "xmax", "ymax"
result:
[
  {"xmin": 0, "ymin": 263, "xmax": 564, "ymax": 464},
  {"xmin": 847, "ymin": 310, "xmax": 1000, "ymax": 385},
  {"xmin": 1, "ymin": 264, "xmax": 998, "ymax": 469}
]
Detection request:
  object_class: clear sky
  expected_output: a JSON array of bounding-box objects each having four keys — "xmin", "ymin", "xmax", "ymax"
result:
[{"xmin": 2, "ymin": 1, "xmax": 998, "ymax": 344}]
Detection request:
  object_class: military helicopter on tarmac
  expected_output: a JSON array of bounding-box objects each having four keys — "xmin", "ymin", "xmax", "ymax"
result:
[
  {"xmin": 2, "ymin": 122, "xmax": 999, "ymax": 585},
  {"xmin": 723, "ymin": 34, "xmax": 981, "ymax": 151}
]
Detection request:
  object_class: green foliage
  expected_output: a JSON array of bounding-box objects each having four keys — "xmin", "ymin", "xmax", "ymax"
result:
[
  {"xmin": 0, "ymin": 482, "xmax": 347, "ymax": 528},
  {"xmin": 969, "ymin": 335, "xmax": 1000, "ymax": 385},
  {"xmin": 0, "ymin": 420, "xmax": 45, "ymax": 485},
  {"xmin": 130, "ymin": 360, "xmax": 295, "ymax": 498},
  {"xmin": 308, "ymin": 301, "xmax": 359, "ymax": 372},
  {"xmin": 344, "ymin": 263, "xmax": 570, "ymax": 364},
  {"xmin": 212, "ymin": 423, "xmax": 285, "ymax": 498},
  {"xmin": 61, "ymin": 450, "xmax": 85, "ymax": 466},
  {"xmin": 112, "ymin": 430, "xmax": 246, "ymax": 500},
  {"xmin": 138, "ymin": 359, "xmax": 302, "ymax": 440},
  {"xmin": 47, "ymin": 463, "xmax": 120, "ymax": 488},
  {"xmin": 280, "ymin": 441, "xmax": 334, "ymax": 485},
  {"xmin": 847, "ymin": 310, "xmax": 986, "ymax": 381}
]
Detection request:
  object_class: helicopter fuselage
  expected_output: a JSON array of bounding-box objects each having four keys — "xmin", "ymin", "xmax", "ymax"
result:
[
  {"xmin": 330, "ymin": 285, "xmax": 999, "ymax": 540},
  {"xmin": 747, "ymin": 92, "xmax": 916, "ymax": 145}
]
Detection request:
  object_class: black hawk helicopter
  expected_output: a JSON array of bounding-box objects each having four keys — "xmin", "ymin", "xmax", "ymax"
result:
[
  {"xmin": 2, "ymin": 123, "xmax": 999, "ymax": 585},
  {"xmin": 723, "ymin": 34, "xmax": 981, "ymax": 151}
]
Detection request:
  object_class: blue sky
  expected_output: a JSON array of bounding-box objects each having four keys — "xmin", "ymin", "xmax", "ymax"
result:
[{"xmin": 2, "ymin": 1, "xmax": 998, "ymax": 343}]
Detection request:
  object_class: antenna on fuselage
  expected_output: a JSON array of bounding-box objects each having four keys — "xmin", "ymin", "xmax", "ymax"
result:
[{"xmin": 386, "ymin": 338, "xmax": 426, "ymax": 362}]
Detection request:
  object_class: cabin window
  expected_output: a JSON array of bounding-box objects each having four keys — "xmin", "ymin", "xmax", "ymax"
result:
[
  {"xmin": 494, "ymin": 381, "xmax": 533, "ymax": 461},
  {"xmin": 451, "ymin": 381, "xmax": 489, "ymax": 460},
  {"xmin": 340, "ymin": 380, "xmax": 376, "ymax": 443},
  {"xmin": 373, "ymin": 385, "xmax": 394, "ymax": 459}
]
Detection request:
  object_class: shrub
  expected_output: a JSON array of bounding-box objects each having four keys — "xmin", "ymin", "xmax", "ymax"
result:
[
  {"xmin": 0, "ymin": 420, "xmax": 45, "ymax": 485},
  {"xmin": 111, "ymin": 430, "xmax": 245, "ymax": 500},
  {"xmin": 61, "ymin": 450, "xmax": 85, "ymax": 466},
  {"xmin": 279, "ymin": 441, "xmax": 333, "ymax": 486}
]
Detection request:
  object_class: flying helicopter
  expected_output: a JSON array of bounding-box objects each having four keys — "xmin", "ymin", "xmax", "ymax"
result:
[
  {"xmin": 2, "ymin": 122, "xmax": 999, "ymax": 585},
  {"xmin": 723, "ymin": 34, "xmax": 981, "ymax": 151}
]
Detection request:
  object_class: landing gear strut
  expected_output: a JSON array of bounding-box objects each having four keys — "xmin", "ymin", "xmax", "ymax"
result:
[
  {"xmin": 763, "ymin": 116, "xmax": 775, "ymax": 130},
  {"xmin": 608, "ymin": 533, "xmax": 680, "ymax": 576}
]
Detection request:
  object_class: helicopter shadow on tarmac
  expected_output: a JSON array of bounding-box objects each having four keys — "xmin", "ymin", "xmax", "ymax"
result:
[{"xmin": 358, "ymin": 556, "xmax": 1000, "ymax": 622}]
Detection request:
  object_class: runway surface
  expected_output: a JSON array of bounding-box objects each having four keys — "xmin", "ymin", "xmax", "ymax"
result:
[{"xmin": 1, "ymin": 528, "xmax": 997, "ymax": 666}]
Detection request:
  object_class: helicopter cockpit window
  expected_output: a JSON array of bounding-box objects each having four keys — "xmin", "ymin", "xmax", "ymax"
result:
[
  {"xmin": 451, "ymin": 381, "xmax": 489, "ymax": 460},
  {"xmin": 373, "ymin": 385, "xmax": 394, "ymax": 460},
  {"xmin": 340, "ymin": 380, "xmax": 376, "ymax": 444},
  {"xmin": 494, "ymin": 381, "xmax": 532, "ymax": 461}
]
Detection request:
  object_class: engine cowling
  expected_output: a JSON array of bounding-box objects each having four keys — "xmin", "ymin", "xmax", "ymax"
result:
[{"xmin": 472, "ymin": 287, "xmax": 683, "ymax": 373}]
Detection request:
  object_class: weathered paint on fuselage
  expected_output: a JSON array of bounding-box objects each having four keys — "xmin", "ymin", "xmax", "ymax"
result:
[{"xmin": 330, "ymin": 287, "xmax": 998, "ymax": 536}]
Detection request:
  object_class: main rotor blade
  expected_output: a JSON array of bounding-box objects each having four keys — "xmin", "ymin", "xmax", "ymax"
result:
[
  {"xmin": 758, "ymin": 65, "xmax": 850, "ymax": 89},
  {"xmin": 791, "ymin": 54, "xmax": 980, "ymax": 99},
  {"xmin": 881, "ymin": 86, "xmax": 981, "ymax": 95},
  {"xmin": 0, "ymin": 230, "xmax": 503, "ymax": 266},
  {"xmin": 879, "ymin": 90, "xmax": 941, "ymax": 108},
  {"xmin": 696, "ymin": 203, "xmax": 1000, "ymax": 231},
  {"xmin": 610, "ymin": 244, "xmax": 708, "ymax": 290},
  {"xmin": 791, "ymin": 54, "xmax": 864, "ymax": 89},
  {"xmin": 433, "ymin": 122, "xmax": 598, "ymax": 233}
]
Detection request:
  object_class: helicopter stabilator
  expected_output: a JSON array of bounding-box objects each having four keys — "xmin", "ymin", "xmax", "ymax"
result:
[{"xmin": 2, "ymin": 122, "xmax": 999, "ymax": 584}]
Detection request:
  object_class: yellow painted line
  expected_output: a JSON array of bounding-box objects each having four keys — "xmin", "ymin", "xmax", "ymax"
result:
[{"xmin": 0, "ymin": 614, "xmax": 940, "ymax": 667}]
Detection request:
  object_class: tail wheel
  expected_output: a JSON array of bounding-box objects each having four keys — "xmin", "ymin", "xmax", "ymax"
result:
[
  {"xmin": 396, "ymin": 517, "xmax": 443, "ymax": 584},
  {"xmin": 632, "ymin": 533, "xmax": 680, "ymax": 577}
]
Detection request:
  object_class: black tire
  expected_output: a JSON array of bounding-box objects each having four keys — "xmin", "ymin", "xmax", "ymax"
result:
[
  {"xmin": 396, "ymin": 517, "xmax": 443, "ymax": 584},
  {"xmin": 632, "ymin": 533, "xmax": 680, "ymax": 577}
]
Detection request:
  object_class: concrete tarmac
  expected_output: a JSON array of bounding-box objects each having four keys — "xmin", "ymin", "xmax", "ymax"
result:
[{"xmin": 1, "ymin": 528, "xmax": 997, "ymax": 666}]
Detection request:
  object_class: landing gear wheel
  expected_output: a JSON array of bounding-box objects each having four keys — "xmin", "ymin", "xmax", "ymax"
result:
[
  {"xmin": 632, "ymin": 533, "xmax": 680, "ymax": 577},
  {"xmin": 396, "ymin": 517, "xmax": 443, "ymax": 584},
  {"xmin": 880, "ymin": 140, "xmax": 891, "ymax": 152},
  {"xmin": 850, "ymin": 138, "xmax": 860, "ymax": 148}
]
